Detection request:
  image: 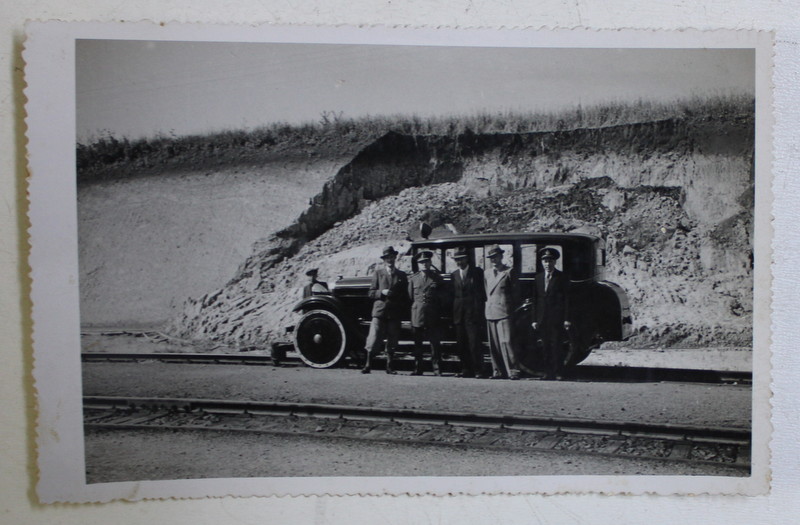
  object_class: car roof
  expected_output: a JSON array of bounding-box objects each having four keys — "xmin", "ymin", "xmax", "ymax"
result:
[{"xmin": 412, "ymin": 232, "xmax": 600, "ymax": 247}]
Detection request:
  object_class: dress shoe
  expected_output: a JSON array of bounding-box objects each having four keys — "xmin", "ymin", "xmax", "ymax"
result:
[
  {"xmin": 410, "ymin": 370, "xmax": 423, "ymax": 376},
  {"xmin": 385, "ymin": 368, "xmax": 397, "ymax": 375},
  {"xmin": 361, "ymin": 366, "xmax": 371, "ymax": 374},
  {"xmin": 490, "ymin": 373, "xmax": 505, "ymax": 380}
]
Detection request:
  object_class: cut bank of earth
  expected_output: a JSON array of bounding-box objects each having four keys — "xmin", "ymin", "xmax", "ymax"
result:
[{"xmin": 77, "ymin": 102, "xmax": 754, "ymax": 350}]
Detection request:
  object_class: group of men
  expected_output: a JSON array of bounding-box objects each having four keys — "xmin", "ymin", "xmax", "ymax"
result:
[{"xmin": 359, "ymin": 244, "xmax": 570, "ymax": 380}]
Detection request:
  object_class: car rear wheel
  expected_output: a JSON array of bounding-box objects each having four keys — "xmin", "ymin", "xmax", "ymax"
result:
[{"xmin": 294, "ymin": 309, "xmax": 348, "ymax": 368}]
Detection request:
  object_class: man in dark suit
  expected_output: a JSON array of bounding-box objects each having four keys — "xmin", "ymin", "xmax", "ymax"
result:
[
  {"xmin": 531, "ymin": 247, "xmax": 571, "ymax": 380},
  {"xmin": 302, "ymin": 268, "xmax": 329, "ymax": 298},
  {"xmin": 408, "ymin": 250, "xmax": 444, "ymax": 376},
  {"xmin": 361, "ymin": 246, "xmax": 409, "ymax": 375},
  {"xmin": 450, "ymin": 246, "xmax": 487, "ymax": 378}
]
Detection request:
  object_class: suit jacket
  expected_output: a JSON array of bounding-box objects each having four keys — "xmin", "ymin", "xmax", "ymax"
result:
[
  {"xmin": 408, "ymin": 269, "xmax": 444, "ymax": 328},
  {"xmin": 531, "ymin": 269, "xmax": 569, "ymax": 330},
  {"xmin": 484, "ymin": 265, "xmax": 518, "ymax": 321},
  {"xmin": 451, "ymin": 265, "xmax": 486, "ymax": 324},
  {"xmin": 368, "ymin": 266, "xmax": 409, "ymax": 319}
]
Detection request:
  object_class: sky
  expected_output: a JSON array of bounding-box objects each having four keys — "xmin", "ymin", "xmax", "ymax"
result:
[{"xmin": 75, "ymin": 40, "xmax": 754, "ymax": 143}]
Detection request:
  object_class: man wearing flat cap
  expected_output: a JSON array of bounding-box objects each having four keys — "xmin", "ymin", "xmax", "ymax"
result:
[
  {"xmin": 302, "ymin": 268, "xmax": 329, "ymax": 298},
  {"xmin": 484, "ymin": 245, "xmax": 522, "ymax": 380},
  {"xmin": 362, "ymin": 246, "xmax": 409, "ymax": 375},
  {"xmin": 408, "ymin": 250, "xmax": 444, "ymax": 376},
  {"xmin": 531, "ymin": 247, "xmax": 571, "ymax": 380},
  {"xmin": 450, "ymin": 246, "xmax": 487, "ymax": 378}
]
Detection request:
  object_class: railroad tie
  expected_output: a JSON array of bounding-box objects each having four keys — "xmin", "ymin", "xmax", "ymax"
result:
[
  {"xmin": 532, "ymin": 435, "xmax": 562, "ymax": 450},
  {"xmin": 667, "ymin": 442, "xmax": 693, "ymax": 460},
  {"xmin": 735, "ymin": 444, "xmax": 752, "ymax": 466}
]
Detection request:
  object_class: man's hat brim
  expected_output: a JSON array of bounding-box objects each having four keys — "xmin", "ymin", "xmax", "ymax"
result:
[{"xmin": 539, "ymin": 248, "xmax": 560, "ymax": 260}]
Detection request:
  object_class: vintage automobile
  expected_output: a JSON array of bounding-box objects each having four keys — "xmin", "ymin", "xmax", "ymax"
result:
[{"xmin": 290, "ymin": 232, "xmax": 632, "ymax": 375}]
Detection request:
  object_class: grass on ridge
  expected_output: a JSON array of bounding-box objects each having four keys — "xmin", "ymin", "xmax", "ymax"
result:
[{"xmin": 77, "ymin": 94, "xmax": 753, "ymax": 182}]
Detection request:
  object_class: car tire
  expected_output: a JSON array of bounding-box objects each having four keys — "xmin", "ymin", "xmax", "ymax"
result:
[{"xmin": 294, "ymin": 309, "xmax": 349, "ymax": 368}]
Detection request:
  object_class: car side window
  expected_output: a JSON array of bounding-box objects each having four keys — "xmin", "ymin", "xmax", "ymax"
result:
[
  {"xmin": 444, "ymin": 248, "xmax": 459, "ymax": 274},
  {"xmin": 432, "ymin": 248, "xmax": 447, "ymax": 274},
  {"xmin": 520, "ymin": 244, "xmax": 538, "ymax": 274},
  {"xmin": 473, "ymin": 246, "xmax": 485, "ymax": 270}
]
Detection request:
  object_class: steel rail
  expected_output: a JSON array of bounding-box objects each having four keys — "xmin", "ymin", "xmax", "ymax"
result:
[
  {"xmin": 84, "ymin": 395, "xmax": 751, "ymax": 445},
  {"xmin": 82, "ymin": 352, "xmax": 275, "ymax": 365},
  {"xmin": 81, "ymin": 352, "xmax": 752, "ymax": 385}
]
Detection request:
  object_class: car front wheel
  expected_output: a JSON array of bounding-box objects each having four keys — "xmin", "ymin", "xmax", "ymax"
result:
[{"xmin": 294, "ymin": 309, "xmax": 349, "ymax": 368}]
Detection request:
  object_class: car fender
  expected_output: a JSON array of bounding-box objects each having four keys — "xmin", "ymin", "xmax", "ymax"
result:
[
  {"xmin": 595, "ymin": 280, "xmax": 633, "ymax": 340},
  {"xmin": 291, "ymin": 295, "xmax": 365, "ymax": 341}
]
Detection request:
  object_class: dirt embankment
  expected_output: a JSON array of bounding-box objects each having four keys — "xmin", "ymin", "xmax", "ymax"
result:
[{"xmin": 166, "ymin": 114, "xmax": 754, "ymax": 349}]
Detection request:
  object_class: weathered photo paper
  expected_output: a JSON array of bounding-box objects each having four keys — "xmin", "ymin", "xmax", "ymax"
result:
[{"xmin": 25, "ymin": 22, "xmax": 772, "ymax": 502}]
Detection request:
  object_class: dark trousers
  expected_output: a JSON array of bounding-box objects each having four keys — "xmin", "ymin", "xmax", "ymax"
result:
[
  {"xmin": 541, "ymin": 326, "xmax": 565, "ymax": 377},
  {"xmin": 412, "ymin": 326, "xmax": 442, "ymax": 373},
  {"xmin": 455, "ymin": 321, "xmax": 484, "ymax": 377}
]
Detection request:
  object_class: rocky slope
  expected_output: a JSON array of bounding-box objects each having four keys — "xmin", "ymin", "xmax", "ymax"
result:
[{"xmin": 167, "ymin": 113, "xmax": 754, "ymax": 349}]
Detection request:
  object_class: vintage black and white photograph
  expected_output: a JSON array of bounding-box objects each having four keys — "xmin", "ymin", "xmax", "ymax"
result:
[{"xmin": 26, "ymin": 24, "xmax": 771, "ymax": 501}]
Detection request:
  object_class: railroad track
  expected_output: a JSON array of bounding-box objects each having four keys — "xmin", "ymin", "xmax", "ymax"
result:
[
  {"xmin": 84, "ymin": 395, "xmax": 751, "ymax": 470},
  {"xmin": 81, "ymin": 351, "xmax": 752, "ymax": 385}
]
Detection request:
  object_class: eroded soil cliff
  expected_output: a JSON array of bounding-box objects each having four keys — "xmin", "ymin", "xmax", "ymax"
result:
[{"xmin": 162, "ymin": 114, "xmax": 754, "ymax": 348}]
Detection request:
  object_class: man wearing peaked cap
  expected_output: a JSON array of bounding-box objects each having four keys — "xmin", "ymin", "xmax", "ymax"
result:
[
  {"xmin": 407, "ymin": 250, "xmax": 445, "ymax": 376},
  {"xmin": 302, "ymin": 268, "xmax": 329, "ymax": 298},
  {"xmin": 362, "ymin": 246, "xmax": 409, "ymax": 375},
  {"xmin": 450, "ymin": 246, "xmax": 488, "ymax": 378},
  {"xmin": 484, "ymin": 245, "xmax": 521, "ymax": 380},
  {"xmin": 531, "ymin": 246, "xmax": 571, "ymax": 380},
  {"xmin": 539, "ymin": 247, "xmax": 560, "ymax": 261}
]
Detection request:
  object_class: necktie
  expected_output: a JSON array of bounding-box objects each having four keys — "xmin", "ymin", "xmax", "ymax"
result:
[{"xmin": 546, "ymin": 272, "xmax": 551, "ymax": 292}]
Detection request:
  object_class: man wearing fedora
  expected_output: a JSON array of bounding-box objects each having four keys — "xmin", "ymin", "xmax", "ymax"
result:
[
  {"xmin": 302, "ymin": 268, "xmax": 329, "ymax": 298},
  {"xmin": 408, "ymin": 250, "xmax": 444, "ymax": 376},
  {"xmin": 362, "ymin": 246, "xmax": 409, "ymax": 375},
  {"xmin": 450, "ymin": 246, "xmax": 487, "ymax": 378},
  {"xmin": 531, "ymin": 247, "xmax": 571, "ymax": 380},
  {"xmin": 484, "ymin": 245, "xmax": 522, "ymax": 380}
]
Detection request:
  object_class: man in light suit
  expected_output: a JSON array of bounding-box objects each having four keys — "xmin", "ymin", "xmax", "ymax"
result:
[
  {"xmin": 450, "ymin": 246, "xmax": 487, "ymax": 378},
  {"xmin": 361, "ymin": 246, "xmax": 409, "ymax": 375},
  {"xmin": 484, "ymin": 245, "xmax": 521, "ymax": 380},
  {"xmin": 531, "ymin": 247, "xmax": 571, "ymax": 380},
  {"xmin": 408, "ymin": 250, "xmax": 444, "ymax": 376}
]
